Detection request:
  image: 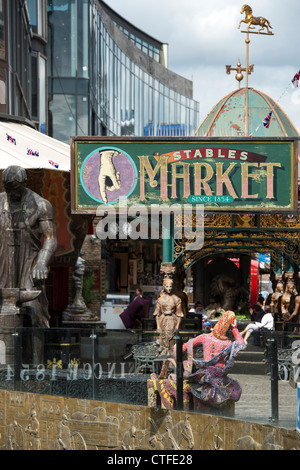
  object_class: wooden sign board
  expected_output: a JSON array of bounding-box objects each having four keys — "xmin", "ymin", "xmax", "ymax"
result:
[{"xmin": 71, "ymin": 137, "xmax": 298, "ymax": 214}]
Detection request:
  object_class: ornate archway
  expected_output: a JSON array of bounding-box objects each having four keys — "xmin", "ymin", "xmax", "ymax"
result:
[{"xmin": 174, "ymin": 213, "xmax": 300, "ymax": 274}]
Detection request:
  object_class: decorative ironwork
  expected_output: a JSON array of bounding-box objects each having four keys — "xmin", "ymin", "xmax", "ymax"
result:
[
  {"xmin": 131, "ymin": 342, "xmax": 161, "ymax": 374},
  {"xmin": 174, "ymin": 211, "xmax": 300, "ymax": 271}
]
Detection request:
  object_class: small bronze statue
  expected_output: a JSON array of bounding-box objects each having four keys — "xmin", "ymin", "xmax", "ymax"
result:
[
  {"xmin": 277, "ymin": 279, "xmax": 296, "ymax": 322},
  {"xmin": 63, "ymin": 254, "xmax": 99, "ymax": 322},
  {"xmin": 265, "ymin": 279, "xmax": 284, "ymax": 315},
  {"xmin": 153, "ymin": 278, "xmax": 184, "ymax": 356},
  {"xmin": 0, "ymin": 166, "xmax": 57, "ymax": 327}
]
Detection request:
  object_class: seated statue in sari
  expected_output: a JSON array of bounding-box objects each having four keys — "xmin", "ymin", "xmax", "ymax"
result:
[
  {"xmin": 179, "ymin": 310, "xmax": 246, "ymax": 408},
  {"xmin": 148, "ymin": 311, "xmax": 245, "ymax": 411}
]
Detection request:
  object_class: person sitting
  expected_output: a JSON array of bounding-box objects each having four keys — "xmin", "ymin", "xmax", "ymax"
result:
[
  {"xmin": 250, "ymin": 302, "xmax": 265, "ymax": 322},
  {"xmin": 241, "ymin": 305, "xmax": 274, "ymax": 345},
  {"xmin": 256, "ymin": 294, "xmax": 266, "ymax": 309},
  {"xmin": 187, "ymin": 301, "xmax": 207, "ymax": 320}
]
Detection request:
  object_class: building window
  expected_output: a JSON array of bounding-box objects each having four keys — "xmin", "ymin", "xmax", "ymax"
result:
[
  {"xmin": 0, "ymin": 0, "xmax": 5, "ymax": 60},
  {"xmin": 27, "ymin": 0, "xmax": 46, "ymax": 38},
  {"xmin": 31, "ymin": 52, "xmax": 47, "ymax": 133},
  {"xmin": 0, "ymin": 67, "xmax": 7, "ymax": 113},
  {"xmin": 31, "ymin": 54, "xmax": 38, "ymax": 118},
  {"xmin": 39, "ymin": 54, "xmax": 47, "ymax": 133}
]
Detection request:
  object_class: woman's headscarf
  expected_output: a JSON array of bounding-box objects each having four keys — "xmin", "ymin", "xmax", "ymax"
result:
[{"xmin": 211, "ymin": 311, "xmax": 236, "ymax": 340}]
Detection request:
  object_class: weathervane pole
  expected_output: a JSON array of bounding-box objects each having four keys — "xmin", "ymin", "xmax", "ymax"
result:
[
  {"xmin": 245, "ymin": 32, "xmax": 250, "ymax": 89},
  {"xmin": 238, "ymin": 4, "xmax": 274, "ymax": 89}
]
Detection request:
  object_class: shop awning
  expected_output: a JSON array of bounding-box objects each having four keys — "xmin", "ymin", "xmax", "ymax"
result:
[
  {"xmin": 0, "ymin": 117, "xmax": 82, "ymax": 256},
  {"xmin": 0, "ymin": 117, "xmax": 70, "ymax": 171}
]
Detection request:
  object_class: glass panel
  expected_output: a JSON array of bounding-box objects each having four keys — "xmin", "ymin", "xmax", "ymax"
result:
[
  {"xmin": 77, "ymin": 94, "xmax": 88, "ymax": 136},
  {"xmin": 31, "ymin": 54, "xmax": 38, "ymax": 118},
  {"xmin": 49, "ymin": 93, "xmax": 76, "ymax": 143},
  {"xmin": 77, "ymin": 0, "xmax": 88, "ymax": 78},
  {"xmin": 39, "ymin": 55, "xmax": 47, "ymax": 133},
  {"xmin": 0, "ymin": 67, "xmax": 7, "ymax": 113},
  {"xmin": 47, "ymin": 0, "xmax": 75, "ymax": 77},
  {"xmin": 0, "ymin": 325, "xmax": 296, "ymax": 430},
  {"xmin": 0, "ymin": 0, "xmax": 5, "ymax": 60},
  {"xmin": 27, "ymin": 0, "xmax": 38, "ymax": 32},
  {"xmin": 38, "ymin": 0, "xmax": 43, "ymax": 36}
]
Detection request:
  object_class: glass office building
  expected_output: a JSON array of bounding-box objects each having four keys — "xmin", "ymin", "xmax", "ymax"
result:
[
  {"xmin": 0, "ymin": 0, "xmax": 47, "ymax": 133},
  {"xmin": 47, "ymin": 0, "xmax": 199, "ymax": 142}
]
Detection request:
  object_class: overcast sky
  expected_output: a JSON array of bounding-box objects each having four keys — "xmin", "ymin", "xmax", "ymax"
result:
[{"xmin": 105, "ymin": 0, "xmax": 300, "ymax": 133}]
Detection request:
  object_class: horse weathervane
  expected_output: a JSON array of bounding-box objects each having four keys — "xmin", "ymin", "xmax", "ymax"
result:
[
  {"xmin": 237, "ymin": 5, "xmax": 274, "ymax": 88},
  {"xmin": 238, "ymin": 4, "xmax": 274, "ymax": 35}
]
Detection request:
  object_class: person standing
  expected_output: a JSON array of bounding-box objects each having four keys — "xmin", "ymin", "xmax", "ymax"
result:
[{"xmin": 120, "ymin": 287, "xmax": 150, "ymax": 329}]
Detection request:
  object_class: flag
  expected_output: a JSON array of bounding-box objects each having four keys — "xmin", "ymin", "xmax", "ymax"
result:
[
  {"xmin": 292, "ymin": 70, "xmax": 300, "ymax": 87},
  {"xmin": 263, "ymin": 111, "xmax": 272, "ymax": 128}
]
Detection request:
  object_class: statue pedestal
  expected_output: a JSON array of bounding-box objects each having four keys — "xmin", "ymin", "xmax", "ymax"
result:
[
  {"xmin": 193, "ymin": 399, "xmax": 235, "ymax": 417},
  {"xmin": 147, "ymin": 376, "xmax": 235, "ymax": 417},
  {"xmin": 62, "ymin": 306, "xmax": 99, "ymax": 323},
  {"xmin": 0, "ymin": 288, "xmax": 41, "ymax": 367},
  {"xmin": 62, "ymin": 319, "xmax": 106, "ymax": 334}
]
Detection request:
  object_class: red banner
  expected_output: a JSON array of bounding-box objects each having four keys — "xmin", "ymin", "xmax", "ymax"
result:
[{"xmin": 156, "ymin": 148, "xmax": 268, "ymax": 163}]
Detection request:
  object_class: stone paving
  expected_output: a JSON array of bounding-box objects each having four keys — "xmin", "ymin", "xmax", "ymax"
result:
[
  {"xmin": 103, "ymin": 330, "xmax": 299, "ymax": 430},
  {"xmin": 232, "ymin": 373, "xmax": 298, "ymax": 430}
]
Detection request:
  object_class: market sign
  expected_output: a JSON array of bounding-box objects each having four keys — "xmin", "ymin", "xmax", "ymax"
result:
[{"xmin": 71, "ymin": 137, "xmax": 298, "ymax": 214}]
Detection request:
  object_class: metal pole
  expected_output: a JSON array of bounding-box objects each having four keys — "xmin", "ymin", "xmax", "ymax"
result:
[
  {"xmin": 175, "ymin": 331, "xmax": 183, "ymax": 411},
  {"xmin": 268, "ymin": 331, "xmax": 279, "ymax": 422},
  {"xmin": 13, "ymin": 328, "xmax": 21, "ymax": 390},
  {"xmin": 162, "ymin": 214, "xmax": 174, "ymax": 264},
  {"xmin": 245, "ymin": 32, "xmax": 250, "ymax": 89}
]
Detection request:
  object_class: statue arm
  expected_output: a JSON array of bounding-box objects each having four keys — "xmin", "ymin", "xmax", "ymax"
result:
[
  {"xmin": 32, "ymin": 201, "xmax": 57, "ymax": 280},
  {"xmin": 182, "ymin": 335, "xmax": 204, "ymax": 377},
  {"xmin": 175, "ymin": 298, "xmax": 184, "ymax": 317},
  {"xmin": 289, "ymin": 296, "xmax": 300, "ymax": 321},
  {"xmin": 231, "ymin": 326, "xmax": 245, "ymax": 345},
  {"xmin": 153, "ymin": 301, "xmax": 162, "ymax": 330}
]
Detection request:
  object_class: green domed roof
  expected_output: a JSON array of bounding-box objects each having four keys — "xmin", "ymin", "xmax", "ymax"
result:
[{"xmin": 195, "ymin": 87, "xmax": 299, "ymax": 137}]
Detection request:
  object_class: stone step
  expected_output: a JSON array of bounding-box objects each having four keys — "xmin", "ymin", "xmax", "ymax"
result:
[
  {"xmin": 231, "ymin": 360, "xmax": 269, "ymax": 375},
  {"xmin": 231, "ymin": 346, "xmax": 268, "ymax": 375},
  {"xmin": 236, "ymin": 350, "xmax": 265, "ymax": 362}
]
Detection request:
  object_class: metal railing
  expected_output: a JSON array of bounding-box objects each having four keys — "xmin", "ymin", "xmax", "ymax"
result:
[{"xmin": 0, "ymin": 326, "xmax": 297, "ymax": 429}]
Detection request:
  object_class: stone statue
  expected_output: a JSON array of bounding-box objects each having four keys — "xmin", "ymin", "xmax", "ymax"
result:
[
  {"xmin": 265, "ymin": 279, "xmax": 284, "ymax": 314},
  {"xmin": 63, "ymin": 254, "xmax": 98, "ymax": 322},
  {"xmin": 25, "ymin": 409, "xmax": 41, "ymax": 450},
  {"xmin": 153, "ymin": 278, "xmax": 184, "ymax": 356},
  {"xmin": 148, "ymin": 311, "xmax": 246, "ymax": 411},
  {"xmin": 278, "ymin": 279, "xmax": 296, "ymax": 321},
  {"xmin": 280, "ymin": 277, "xmax": 300, "ymax": 328},
  {"xmin": 0, "ymin": 166, "xmax": 57, "ymax": 327},
  {"xmin": 206, "ymin": 274, "xmax": 249, "ymax": 318}
]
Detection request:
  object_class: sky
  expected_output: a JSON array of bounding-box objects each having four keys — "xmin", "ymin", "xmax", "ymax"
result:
[{"xmin": 105, "ymin": 0, "xmax": 300, "ymax": 133}]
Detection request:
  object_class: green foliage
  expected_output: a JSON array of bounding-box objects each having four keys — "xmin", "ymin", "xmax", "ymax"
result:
[
  {"xmin": 235, "ymin": 313, "xmax": 251, "ymax": 321},
  {"xmin": 82, "ymin": 269, "xmax": 97, "ymax": 305}
]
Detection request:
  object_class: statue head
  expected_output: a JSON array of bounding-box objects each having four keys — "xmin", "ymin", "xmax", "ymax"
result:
[
  {"xmin": 162, "ymin": 278, "xmax": 173, "ymax": 295},
  {"xmin": 211, "ymin": 310, "xmax": 237, "ymax": 340},
  {"xmin": 285, "ymin": 279, "xmax": 295, "ymax": 294},
  {"xmin": 275, "ymin": 280, "xmax": 284, "ymax": 293},
  {"xmin": 2, "ymin": 166, "xmax": 27, "ymax": 201}
]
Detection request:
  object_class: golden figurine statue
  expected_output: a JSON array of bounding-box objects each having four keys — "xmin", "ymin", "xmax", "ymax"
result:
[
  {"xmin": 238, "ymin": 5, "xmax": 273, "ymax": 34},
  {"xmin": 153, "ymin": 278, "xmax": 184, "ymax": 356}
]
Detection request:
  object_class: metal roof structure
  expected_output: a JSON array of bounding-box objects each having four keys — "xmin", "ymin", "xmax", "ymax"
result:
[{"xmin": 195, "ymin": 87, "xmax": 300, "ymax": 138}]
